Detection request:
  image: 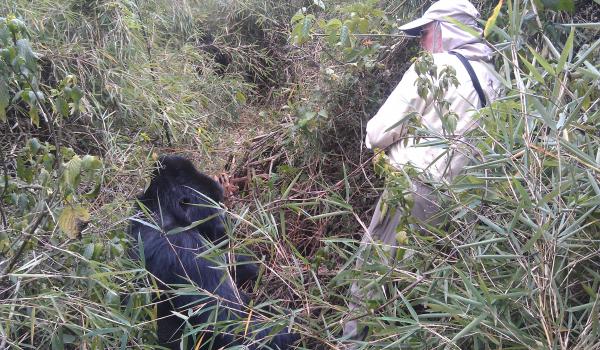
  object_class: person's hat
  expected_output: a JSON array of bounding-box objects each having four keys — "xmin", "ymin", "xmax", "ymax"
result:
[{"xmin": 398, "ymin": 0, "xmax": 480, "ymax": 36}]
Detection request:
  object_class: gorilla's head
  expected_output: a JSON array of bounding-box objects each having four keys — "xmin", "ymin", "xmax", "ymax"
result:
[{"xmin": 141, "ymin": 155, "xmax": 225, "ymax": 241}]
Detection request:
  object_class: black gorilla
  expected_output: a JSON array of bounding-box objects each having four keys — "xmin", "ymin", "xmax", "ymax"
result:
[{"xmin": 128, "ymin": 155, "xmax": 298, "ymax": 350}]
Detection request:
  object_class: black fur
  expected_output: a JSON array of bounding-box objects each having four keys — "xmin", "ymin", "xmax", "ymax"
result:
[{"xmin": 129, "ymin": 155, "xmax": 298, "ymax": 350}]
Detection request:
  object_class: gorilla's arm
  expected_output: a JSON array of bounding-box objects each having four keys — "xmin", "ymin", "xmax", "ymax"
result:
[
  {"xmin": 229, "ymin": 254, "xmax": 260, "ymax": 288},
  {"xmin": 145, "ymin": 233, "xmax": 296, "ymax": 350}
]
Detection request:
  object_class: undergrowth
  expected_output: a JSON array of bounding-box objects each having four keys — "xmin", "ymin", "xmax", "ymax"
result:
[{"xmin": 1, "ymin": 0, "xmax": 599, "ymax": 349}]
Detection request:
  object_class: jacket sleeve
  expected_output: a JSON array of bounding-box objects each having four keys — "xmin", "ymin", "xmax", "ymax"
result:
[{"xmin": 365, "ymin": 64, "xmax": 428, "ymax": 150}]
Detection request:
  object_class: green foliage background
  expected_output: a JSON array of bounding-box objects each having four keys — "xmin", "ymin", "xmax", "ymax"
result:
[{"xmin": 0, "ymin": 0, "xmax": 598, "ymax": 349}]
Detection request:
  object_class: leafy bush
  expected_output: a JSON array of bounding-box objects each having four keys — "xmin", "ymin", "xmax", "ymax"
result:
[
  {"xmin": 285, "ymin": 0, "xmax": 600, "ymax": 348},
  {"xmin": 0, "ymin": 15, "xmax": 154, "ymax": 349}
]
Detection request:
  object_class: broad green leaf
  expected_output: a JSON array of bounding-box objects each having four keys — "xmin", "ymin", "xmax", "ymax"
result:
[
  {"xmin": 339, "ymin": 25, "xmax": 350, "ymax": 47},
  {"xmin": 8, "ymin": 17, "xmax": 25, "ymax": 34},
  {"xmin": 51, "ymin": 327, "xmax": 65, "ymax": 350},
  {"xmin": 15, "ymin": 39, "xmax": 37, "ymax": 74},
  {"xmin": 301, "ymin": 15, "xmax": 314, "ymax": 41},
  {"xmin": 291, "ymin": 25, "xmax": 302, "ymax": 44},
  {"xmin": 63, "ymin": 155, "xmax": 82, "ymax": 189},
  {"xmin": 69, "ymin": 86, "xmax": 84, "ymax": 113},
  {"xmin": 291, "ymin": 14, "xmax": 315, "ymax": 45},
  {"xmin": 27, "ymin": 138, "xmax": 42, "ymax": 154},
  {"xmin": 484, "ymin": 0, "xmax": 504, "ymax": 38},
  {"xmin": 58, "ymin": 205, "xmax": 91, "ymax": 239},
  {"xmin": 290, "ymin": 11, "xmax": 305, "ymax": 25},
  {"xmin": 357, "ymin": 18, "xmax": 369, "ymax": 34},
  {"xmin": 55, "ymin": 97, "xmax": 69, "ymax": 117},
  {"xmin": 326, "ymin": 18, "xmax": 342, "ymax": 29},
  {"xmin": 81, "ymin": 155, "xmax": 102, "ymax": 171},
  {"xmin": 326, "ymin": 19, "xmax": 342, "ymax": 45},
  {"xmin": 16, "ymin": 156, "xmax": 33, "ymax": 183},
  {"xmin": 83, "ymin": 181, "xmax": 102, "ymax": 199},
  {"xmin": 38, "ymin": 168, "xmax": 51, "ymax": 186}
]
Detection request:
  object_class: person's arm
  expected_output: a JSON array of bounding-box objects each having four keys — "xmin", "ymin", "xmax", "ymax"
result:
[{"xmin": 365, "ymin": 64, "xmax": 428, "ymax": 150}]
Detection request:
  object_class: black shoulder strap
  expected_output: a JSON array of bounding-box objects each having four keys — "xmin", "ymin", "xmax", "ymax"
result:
[{"xmin": 449, "ymin": 51, "xmax": 487, "ymax": 108}]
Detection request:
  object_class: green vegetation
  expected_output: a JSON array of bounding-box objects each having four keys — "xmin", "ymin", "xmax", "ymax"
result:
[{"xmin": 1, "ymin": 0, "xmax": 598, "ymax": 349}]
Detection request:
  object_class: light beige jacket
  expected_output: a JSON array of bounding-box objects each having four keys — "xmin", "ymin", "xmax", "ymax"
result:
[{"xmin": 366, "ymin": 53, "xmax": 501, "ymax": 182}]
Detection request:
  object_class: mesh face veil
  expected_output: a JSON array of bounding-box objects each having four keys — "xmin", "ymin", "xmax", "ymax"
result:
[
  {"xmin": 400, "ymin": 0, "xmax": 493, "ymax": 60},
  {"xmin": 420, "ymin": 21, "xmax": 443, "ymax": 53},
  {"xmin": 432, "ymin": 21, "xmax": 442, "ymax": 53}
]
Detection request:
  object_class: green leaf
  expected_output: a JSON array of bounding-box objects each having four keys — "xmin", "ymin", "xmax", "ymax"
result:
[
  {"xmin": 559, "ymin": 139, "xmax": 599, "ymax": 169},
  {"xmin": 81, "ymin": 155, "xmax": 102, "ymax": 171},
  {"xmin": 15, "ymin": 39, "xmax": 37, "ymax": 74},
  {"xmin": 451, "ymin": 313, "xmax": 487, "ymax": 342},
  {"xmin": 84, "ymin": 181, "xmax": 102, "ymax": 199},
  {"xmin": 8, "ymin": 18, "xmax": 26, "ymax": 35},
  {"xmin": 58, "ymin": 205, "xmax": 91, "ymax": 239},
  {"xmin": 55, "ymin": 97, "xmax": 69, "ymax": 118},
  {"xmin": 235, "ymin": 90, "xmax": 247, "ymax": 104},
  {"xmin": 518, "ymin": 53, "xmax": 544, "ymax": 84},
  {"xmin": 339, "ymin": 25, "xmax": 350, "ymax": 47},
  {"xmin": 51, "ymin": 327, "xmax": 65, "ymax": 350},
  {"xmin": 63, "ymin": 155, "xmax": 82, "ymax": 189},
  {"xmin": 530, "ymin": 96, "xmax": 555, "ymax": 130},
  {"xmin": 561, "ymin": 22, "xmax": 600, "ymax": 29},
  {"xmin": 573, "ymin": 36, "xmax": 600, "ymax": 69},
  {"xmin": 69, "ymin": 86, "xmax": 83, "ymax": 101},
  {"xmin": 528, "ymin": 45, "xmax": 556, "ymax": 76},
  {"xmin": 357, "ymin": 18, "xmax": 369, "ymax": 34},
  {"xmin": 557, "ymin": 27, "xmax": 574, "ymax": 73},
  {"xmin": 302, "ymin": 15, "xmax": 314, "ymax": 41},
  {"xmin": 290, "ymin": 11, "xmax": 305, "ymax": 25},
  {"xmin": 0, "ymin": 79, "xmax": 8, "ymax": 122},
  {"xmin": 27, "ymin": 138, "xmax": 43, "ymax": 154},
  {"xmin": 477, "ymin": 214, "xmax": 506, "ymax": 235},
  {"xmin": 16, "ymin": 156, "xmax": 33, "ymax": 183},
  {"xmin": 291, "ymin": 13, "xmax": 315, "ymax": 45},
  {"xmin": 28, "ymin": 106, "xmax": 39, "ymax": 127},
  {"xmin": 0, "ymin": 20, "xmax": 10, "ymax": 45},
  {"xmin": 326, "ymin": 19, "xmax": 342, "ymax": 45},
  {"xmin": 484, "ymin": 0, "xmax": 504, "ymax": 38},
  {"xmin": 69, "ymin": 86, "xmax": 84, "ymax": 113}
]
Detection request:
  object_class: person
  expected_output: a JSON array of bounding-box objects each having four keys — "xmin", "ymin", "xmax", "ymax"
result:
[{"xmin": 343, "ymin": 0, "xmax": 502, "ymax": 345}]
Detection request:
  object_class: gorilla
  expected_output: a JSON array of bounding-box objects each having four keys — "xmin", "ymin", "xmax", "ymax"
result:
[{"xmin": 128, "ymin": 155, "xmax": 298, "ymax": 350}]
